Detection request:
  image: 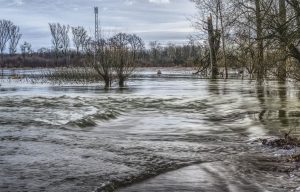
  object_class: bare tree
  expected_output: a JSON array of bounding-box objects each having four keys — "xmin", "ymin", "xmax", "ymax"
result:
[
  {"xmin": 49, "ymin": 23, "xmax": 70, "ymax": 65},
  {"xmin": 287, "ymin": 0, "xmax": 300, "ymax": 31},
  {"xmin": 256, "ymin": 0, "xmax": 300, "ymax": 80},
  {"xmin": 128, "ymin": 34, "xmax": 145, "ymax": 60},
  {"xmin": 0, "ymin": 20, "xmax": 13, "ymax": 72},
  {"xmin": 49, "ymin": 23, "xmax": 62, "ymax": 65},
  {"xmin": 81, "ymin": 33, "xmax": 144, "ymax": 88},
  {"xmin": 217, "ymin": 0, "xmax": 228, "ymax": 78},
  {"xmin": 227, "ymin": 0, "xmax": 272, "ymax": 79},
  {"xmin": 191, "ymin": 0, "xmax": 235, "ymax": 78},
  {"xmin": 233, "ymin": 26, "xmax": 257, "ymax": 79},
  {"xmin": 285, "ymin": 0, "xmax": 300, "ymax": 62},
  {"xmin": 109, "ymin": 33, "xmax": 129, "ymax": 49},
  {"xmin": 208, "ymin": 15, "xmax": 219, "ymax": 79},
  {"xmin": 9, "ymin": 25, "xmax": 22, "ymax": 55},
  {"xmin": 72, "ymin": 26, "xmax": 88, "ymax": 55},
  {"xmin": 149, "ymin": 41, "xmax": 161, "ymax": 66},
  {"xmin": 255, "ymin": 0, "xmax": 264, "ymax": 81},
  {"xmin": 85, "ymin": 38, "xmax": 114, "ymax": 88},
  {"xmin": 20, "ymin": 41, "xmax": 32, "ymax": 60},
  {"xmin": 188, "ymin": 0, "xmax": 300, "ymax": 81},
  {"xmin": 278, "ymin": 0, "xmax": 287, "ymax": 81},
  {"xmin": 60, "ymin": 24, "xmax": 70, "ymax": 56},
  {"xmin": 109, "ymin": 33, "xmax": 144, "ymax": 87}
]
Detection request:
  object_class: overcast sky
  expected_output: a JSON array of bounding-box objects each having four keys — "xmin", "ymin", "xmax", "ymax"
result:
[{"xmin": 0, "ymin": 0, "xmax": 197, "ymax": 50}]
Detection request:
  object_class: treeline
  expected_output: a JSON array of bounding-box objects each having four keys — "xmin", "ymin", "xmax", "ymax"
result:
[
  {"xmin": 190, "ymin": 0, "xmax": 300, "ymax": 81},
  {"xmin": 0, "ymin": 42, "xmax": 204, "ymax": 69},
  {"xmin": 0, "ymin": 20, "xmax": 204, "ymax": 69}
]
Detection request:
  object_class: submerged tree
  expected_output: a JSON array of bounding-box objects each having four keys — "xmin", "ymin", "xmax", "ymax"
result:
[
  {"xmin": 81, "ymin": 33, "xmax": 144, "ymax": 88},
  {"xmin": 226, "ymin": 0, "xmax": 267, "ymax": 80},
  {"xmin": 84, "ymin": 38, "xmax": 114, "ymax": 88},
  {"xmin": 207, "ymin": 15, "xmax": 219, "ymax": 79},
  {"xmin": 256, "ymin": 0, "xmax": 300, "ymax": 80},
  {"xmin": 191, "ymin": 0, "xmax": 233, "ymax": 78},
  {"xmin": 254, "ymin": 0, "xmax": 264, "ymax": 81},
  {"xmin": 109, "ymin": 33, "xmax": 145, "ymax": 87},
  {"xmin": 190, "ymin": 0, "xmax": 300, "ymax": 81}
]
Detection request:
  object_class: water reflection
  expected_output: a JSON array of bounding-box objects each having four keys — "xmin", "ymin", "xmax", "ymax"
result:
[
  {"xmin": 208, "ymin": 79, "xmax": 219, "ymax": 95},
  {"xmin": 278, "ymin": 82, "xmax": 288, "ymax": 127},
  {"xmin": 252, "ymin": 81, "xmax": 300, "ymax": 136},
  {"xmin": 256, "ymin": 85, "xmax": 266, "ymax": 123},
  {"xmin": 221, "ymin": 80, "xmax": 229, "ymax": 95}
]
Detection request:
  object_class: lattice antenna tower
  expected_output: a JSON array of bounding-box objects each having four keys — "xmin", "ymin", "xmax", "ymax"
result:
[{"xmin": 94, "ymin": 7, "xmax": 99, "ymax": 41}]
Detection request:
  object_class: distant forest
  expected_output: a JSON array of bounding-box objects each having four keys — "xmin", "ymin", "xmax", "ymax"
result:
[{"xmin": 0, "ymin": 39, "xmax": 203, "ymax": 68}]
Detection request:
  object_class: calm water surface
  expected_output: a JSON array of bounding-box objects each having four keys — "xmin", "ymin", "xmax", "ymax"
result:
[{"xmin": 1, "ymin": 68, "xmax": 300, "ymax": 192}]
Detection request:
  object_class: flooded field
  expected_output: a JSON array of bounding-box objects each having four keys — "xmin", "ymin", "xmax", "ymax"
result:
[{"xmin": 1, "ymin": 68, "xmax": 300, "ymax": 192}]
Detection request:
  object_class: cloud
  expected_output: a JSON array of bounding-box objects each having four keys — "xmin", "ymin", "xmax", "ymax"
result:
[
  {"xmin": 9, "ymin": 0, "xmax": 24, "ymax": 6},
  {"xmin": 125, "ymin": 0, "xmax": 135, "ymax": 5},
  {"xmin": 149, "ymin": 0, "xmax": 170, "ymax": 4},
  {"xmin": 0, "ymin": 0, "xmax": 196, "ymax": 50}
]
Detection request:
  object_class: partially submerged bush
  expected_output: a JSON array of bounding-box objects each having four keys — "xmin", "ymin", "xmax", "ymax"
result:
[
  {"xmin": 287, "ymin": 154, "xmax": 300, "ymax": 162},
  {"xmin": 261, "ymin": 132, "xmax": 300, "ymax": 149},
  {"xmin": 44, "ymin": 67, "xmax": 101, "ymax": 85},
  {"xmin": 261, "ymin": 131, "xmax": 300, "ymax": 162},
  {"xmin": 84, "ymin": 33, "xmax": 144, "ymax": 88}
]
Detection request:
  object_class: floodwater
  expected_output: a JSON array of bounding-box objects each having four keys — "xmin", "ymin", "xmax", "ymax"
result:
[{"xmin": 1, "ymin": 68, "xmax": 300, "ymax": 192}]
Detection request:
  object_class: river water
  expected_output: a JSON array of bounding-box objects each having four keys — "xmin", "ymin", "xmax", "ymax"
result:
[{"xmin": 1, "ymin": 68, "xmax": 300, "ymax": 192}]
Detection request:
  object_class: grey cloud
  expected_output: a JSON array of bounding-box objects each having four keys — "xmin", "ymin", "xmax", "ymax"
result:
[
  {"xmin": 149, "ymin": 0, "xmax": 170, "ymax": 4},
  {"xmin": 0, "ymin": 0, "xmax": 197, "ymax": 50}
]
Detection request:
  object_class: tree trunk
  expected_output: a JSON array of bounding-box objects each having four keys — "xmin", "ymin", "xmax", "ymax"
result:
[
  {"xmin": 104, "ymin": 78, "xmax": 110, "ymax": 89},
  {"xmin": 208, "ymin": 14, "xmax": 218, "ymax": 79},
  {"xmin": 76, "ymin": 47, "xmax": 79, "ymax": 56},
  {"xmin": 288, "ymin": 44, "xmax": 300, "ymax": 62},
  {"xmin": 284, "ymin": 0, "xmax": 300, "ymax": 63},
  {"xmin": 278, "ymin": 0, "xmax": 287, "ymax": 82},
  {"xmin": 290, "ymin": 0, "xmax": 300, "ymax": 32},
  {"xmin": 119, "ymin": 78, "xmax": 125, "ymax": 87},
  {"xmin": 1, "ymin": 53, "xmax": 3, "ymax": 76},
  {"xmin": 255, "ymin": 0, "xmax": 264, "ymax": 81},
  {"xmin": 278, "ymin": 81, "xmax": 288, "ymax": 126},
  {"xmin": 218, "ymin": 1, "xmax": 228, "ymax": 79},
  {"xmin": 55, "ymin": 52, "xmax": 58, "ymax": 67}
]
